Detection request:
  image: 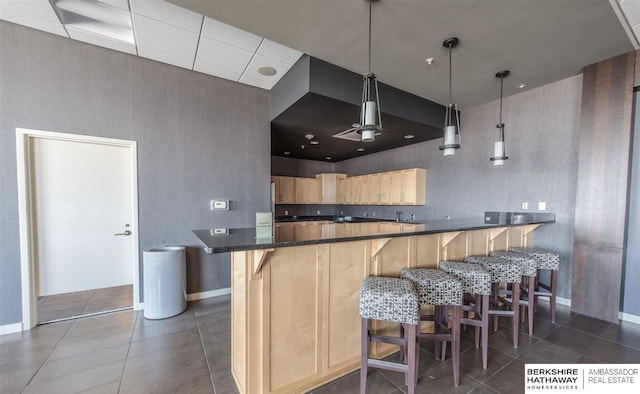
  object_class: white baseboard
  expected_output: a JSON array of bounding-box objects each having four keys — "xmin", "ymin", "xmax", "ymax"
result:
[
  {"xmin": 619, "ymin": 312, "xmax": 640, "ymax": 325},
  {"xmin": 187, "ymin": 288, "xmax": 231, "ymax": 302},
  {"xmin": 0, "ymin": 322, "xmax": 23, "ymax": 335},
  {"xmin": 134, "ymin": 302, "xmax": 143, "ymax": 311},
  {"xmin": 538, "ymin": 296, "xmax": 640, "ymax": 324}
]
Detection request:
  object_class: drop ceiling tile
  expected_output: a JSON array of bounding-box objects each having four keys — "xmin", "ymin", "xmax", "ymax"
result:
[
  {"xmin": 195, "ymin": 35, "xmax": 254, "ymax": 74},
  {"xmin": 67, "ymin": 25, "xmax": 137, "ymax": 54},
  {"xmin": 138, "ymin": 47, "xmax": 193, "ymax": 69},
  {"xmin": 242, "ymin": 53, "xmax": 291, "ymax": 83},
  {"xmin": 201, "ymin": 16, "xmax": 262, "ymax": 52},
  {"xmin": 621, "ymin": 0, "xmax": 640, "ymax": 26},
  {"xmin": 0, "ymin": 7, "xmax": 68, "ymax": 37},
  {"xmin": 257, "ymin": 39, "xmax": 302, "ymax": 65},
  {"xmin": 99, "ymin": 0, "xmax": 130, "ymax": 11},
  {"xmin": 239, "ymin": 75, "xmax": 274, "ymax": 90},
  {"xmin": 130, "ymin": 0, "xmax": 202, "ymax": 33},
  {"xmin": 0, "ymin": 0, "xmax": 62, "ymax": 22},
  {"xmin": 132, "ymin": 13, "xmax": 199, "ymax": 63},
  {"xmin": 194, "ymin": 62, "xmax": 241, "ymax": 82}
]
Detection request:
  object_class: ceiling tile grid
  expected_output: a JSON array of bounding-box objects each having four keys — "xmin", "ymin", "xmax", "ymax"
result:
[
  {"xmin": 0, "ymin": 0, "xmax": 301, "ymax": 91},
  {"xmin": 0, "ymin": 0, "xmax": 68, "ymax": 37}
]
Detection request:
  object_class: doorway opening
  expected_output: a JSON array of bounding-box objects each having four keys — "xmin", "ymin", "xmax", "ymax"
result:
[{"xmin": 16, "ymin": 128, "xmax": 141, "ymax": 329}]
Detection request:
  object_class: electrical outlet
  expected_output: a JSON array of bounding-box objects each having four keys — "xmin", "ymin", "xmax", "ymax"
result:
[
  {"xmin": 284, "ymin": 210, "xmax": 289, "ymax": 216},
  {"xmin": 538, "ymin": 201, "xmax": 547, "ymax": 211},
  {"xmin": 521, "ymin": 202, "xmax": 529, "ymax": 210},
  {"xmin": 210, "ymin": 200, "xmax": 229, "ymax": 210}
]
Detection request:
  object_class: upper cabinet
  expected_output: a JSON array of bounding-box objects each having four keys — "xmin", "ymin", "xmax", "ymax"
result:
[{"xmin": 272, "ymin": 168, "xmax": 426, "ymax": 206}]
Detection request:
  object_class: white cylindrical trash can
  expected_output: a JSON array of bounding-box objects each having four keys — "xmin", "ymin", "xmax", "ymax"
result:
[{"xmin": 143, "ymin": 246, "xmax": 187, "ymax": 319}]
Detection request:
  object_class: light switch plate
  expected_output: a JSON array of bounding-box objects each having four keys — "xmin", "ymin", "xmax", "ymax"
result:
[
  {"xmin": 210, "ymin": 200, "xmax": 229, "ymax": 210},
  {"xmin": 538, "ymin": 201, "xmax": 547, "ymax": 211}
]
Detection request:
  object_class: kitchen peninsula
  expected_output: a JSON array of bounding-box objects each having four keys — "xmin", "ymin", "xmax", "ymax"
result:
[{"xmin": 194, "ymin": 213, "xmax": 555, "ymax": 394}]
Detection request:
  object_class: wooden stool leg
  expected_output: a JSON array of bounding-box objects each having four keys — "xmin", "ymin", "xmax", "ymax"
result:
[
  {"xmin": 440, "ymin": 306, "xmax": 448, "ymax": 361},
  {"xmin": 492, "ymin": 283, "xmax": 499, "ymax": 332},
  {"xmin": 474, "ymin": 294, "xmax": 481, "ymax": 349},
  {"xmin": 434, "ymin": 306, "xmax": 442, "ymax": 360},
  {"xmin": 360, "ymin": 318, "xmax": 369, "ymax": 394},
  {"xmin": 407, "ymin": 324, "xmax": 417, "ymax": 394},
  {"xmin": 527, "ymin": 276, "xmax": 535, "ymax": 335},
  {"xmin": 481, "ymin": 294, "xmax": 489, "ymax": 370},
  {"xmin": 512, "ymin": 283, "xmax": 520, "ymax": 349},
  {"xmin": 452, "ymin": 305, "xmax": 461, "ymax": 387},
  {"xmin": 521, "ymin": 277, "xmax": 527, "ymax": 323},
  {"xmin": 551, "ymin": 269, "xmax": 558, "ymax": 323}
]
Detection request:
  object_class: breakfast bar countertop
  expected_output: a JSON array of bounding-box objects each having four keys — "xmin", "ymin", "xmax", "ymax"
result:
[{"xmin": 193, "ymin": 212, "xmax": 555, "ymax": 254}]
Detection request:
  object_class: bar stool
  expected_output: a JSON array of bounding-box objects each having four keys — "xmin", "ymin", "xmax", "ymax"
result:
[
  {"xmin": 489, "ymin": 251, "xmax": 538, "ymax": 335},
  {"xmin": 508, "ymin": 248, "xmax": 560, "ymax": 323},
  {"xmin": 400, "ymin": 269, "xmax": 463, "ymax": 387},
  {"xmin": 464, "ymin": 256, "xmax": 523, "ymax": 348},
  {"xmin": 439, "ymin": 261, "xmax": 492, "ymax": 369},
  {"xmin": 360, "ymin": 276, "xmax": 420, "ymax": 394}
]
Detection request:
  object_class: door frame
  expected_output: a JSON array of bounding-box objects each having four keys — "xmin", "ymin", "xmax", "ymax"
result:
[{"xmin": 16, "ymin": 128, "xmax": 141, "ymax": 330}]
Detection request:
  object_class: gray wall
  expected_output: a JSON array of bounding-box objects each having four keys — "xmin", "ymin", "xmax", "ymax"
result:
[
  {"xmin": 0, "ymin": 21, "xmax": 270, "ymax": 325},
  {"xmin": 623, "ymin": 91, "xmax": 640, "ymax": 315},
  {"xmin": 336, "ymin": 75, "xmax": 583, "ymax": 299}
]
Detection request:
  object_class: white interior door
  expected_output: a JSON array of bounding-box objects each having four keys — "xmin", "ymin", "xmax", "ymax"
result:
[{"xmin": 31, "ymin": 137, "xmax": 134, "ymax": 296}]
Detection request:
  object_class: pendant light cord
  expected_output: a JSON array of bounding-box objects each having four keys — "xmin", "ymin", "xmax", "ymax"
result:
[
  {"xmin": 448, "ymin": 44, "xmax": 453, "ymax": 106},
  {"xmin": 499, "ymin": 75, "xmax": 504, "ymax": 124},
  {"xmin": 368, "ymin": 0, "xmax": 372, "ymax": 74}
]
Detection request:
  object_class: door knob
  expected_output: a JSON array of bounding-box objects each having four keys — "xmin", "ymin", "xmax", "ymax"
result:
[{"xmin": 114, "ymin": 230, "xmax": 132, "ymax": 236}]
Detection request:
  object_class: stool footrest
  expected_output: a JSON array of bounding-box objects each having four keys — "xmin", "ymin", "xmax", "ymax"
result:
[
  {"xmin": 367, "ymin": 358, "xmax": 409, "ymax": 373},
  {"xmin": 489, "ymin": 310, "xmax": 516, "ymax": 316},
  {"xmin": 370, "ymin": 335, "xmax": 405, "ymax": 346}
]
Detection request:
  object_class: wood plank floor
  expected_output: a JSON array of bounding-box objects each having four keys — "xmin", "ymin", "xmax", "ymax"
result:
[{"xmin": 2, "ymin": 296, "xmax": 640, "ymax": 393}]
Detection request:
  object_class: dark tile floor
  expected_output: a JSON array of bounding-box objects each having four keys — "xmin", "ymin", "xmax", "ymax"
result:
[
  {"xmin": 38, "ymin": 284, "xmax": 133, "ymax": 323},
  {"xmin": 2, "ymin": 297, "xmax": 639, "ymax": 394}
]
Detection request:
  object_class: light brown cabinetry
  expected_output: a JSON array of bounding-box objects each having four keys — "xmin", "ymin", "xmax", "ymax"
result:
[
  {"xmin": 273, "ymin": 168, "xmax": 425, "ymax": 206},
  {"xmin": 272, "ymin": 176, "xmax": 295, "ymax": 204}
]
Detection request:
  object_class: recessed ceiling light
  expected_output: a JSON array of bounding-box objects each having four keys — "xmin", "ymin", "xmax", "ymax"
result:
[
  {"xmin": 517, "ymin": 83, "xmax": 527, "ymax": 89},
  {"xmin": 404, "ymin": 134, "xmax": 415, "ymax": 139},
  {"xmin": 425, "ymin": 57, "xmax": 434, "ymax": 66},
  {"xmin": 310, "ymin": 141, "xmax": 319, "ymax": 145},
  {"xmin": 357, "ymin": 148, "xmax": 365, "ymax": 152},
  {"xmin": 258, "ymin": 66, "xmax": 277, "ymax": 76},
  {"xmin": 325, "ymin": 156, "xmax": 332, "ymax": 160},
  {"xmin": 284, "ymin": 151, "xmax": 291, "ymax": 155},
  {"xmin": 304, "ymin": 134, "xmax": 315, "ymax": 140}
]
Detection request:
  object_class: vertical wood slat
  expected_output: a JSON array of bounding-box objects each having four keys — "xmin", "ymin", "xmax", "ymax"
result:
[{"xmin": 572, "ymin": 51, "xmax": 635, "ymax": 323}]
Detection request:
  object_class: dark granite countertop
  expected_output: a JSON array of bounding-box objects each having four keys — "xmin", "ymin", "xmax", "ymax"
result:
[{"xmin": 193, "ymin": 212, "xmax": 555, "ymax": 254}]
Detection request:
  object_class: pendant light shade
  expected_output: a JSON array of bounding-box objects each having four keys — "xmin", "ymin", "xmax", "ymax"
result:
[
  {"xmin": 490, "ymin": 70, "xmax": 510, "ymax": 165},
  {"xmin": 356, "ymin": 0, "xmax": 382, "ymax": 143},
  {"xmin": 439, "ymin": 37, "xmax": 461, "ymax": 156}
]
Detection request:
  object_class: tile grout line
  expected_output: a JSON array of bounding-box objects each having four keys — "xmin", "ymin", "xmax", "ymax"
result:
[
  {"xmin": 194, "ymin": 308, "xmax": 217, "ymax": 393},
  {"xmin": 117, "ymin": 310, "xmax": 139, "ymax": 393},
  {"xmin": 20, "ymin": 317, "xmax": 76, "ymax": 391}
]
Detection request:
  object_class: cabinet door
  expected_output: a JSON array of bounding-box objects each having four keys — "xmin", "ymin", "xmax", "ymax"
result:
[
  {"xmin": 388, "ymin": 171, "xmax": 403, "ymax": 205},
  {"xmin": 280, "ymin": 177, "xmax": 295, "ymax": 204},
  {"xmin": 380, "ymin": 172, "xmax": 391, "ymax": 204},
  {"xmin": 401, "ymin": 169, "xmax": 426, "ymax": 205},
  {"xmin": 352, "ymin": 176, "xmax": 363, "ymax": 204},
  {"xmin": 308, "ymin": 178, "xmax": 322, "ymax": 204},
  {"xmin": 368, "ymin": 174, "xmax": 381, "ymax": 205},
  {"xmin": 272, "ymin": 176, "xmax": 281, "ymax": 203},
  {"xmin": 360, "ymin": 176, "xmax": 371, "ymax": 205},
  {"xmin": 295, "ymin": 178, "xmax": 309, "ymax": 204},
  {"xmin": 344, "ymin": 177, "xmax": 354, "ymax": 204},
  {"xmin": 336, "ymin": 178, "xmax": 346, "ymax": 204}
]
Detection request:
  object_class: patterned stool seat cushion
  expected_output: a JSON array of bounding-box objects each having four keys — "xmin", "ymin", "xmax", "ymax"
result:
[
  {"xmin": 489, "ymin": 251, "xmax": 537, "ymax": 276},
  {"xmin": 400, "ymin": 269, "xmax": 463, "ymax": 306},
  {"xmin": 438, "ymin": 261, "xmax": 492, "ymax": 295},
  {"xmin": 359, "ymin": 276, "xmax": 420, "ymax": 325},
  {"xmin": 463, "ymin": 256, "xmax": 523, "ymax": 284},
  {"xmin": 508, "ymin": 248, "xmax": 560, "ymax": 270}
]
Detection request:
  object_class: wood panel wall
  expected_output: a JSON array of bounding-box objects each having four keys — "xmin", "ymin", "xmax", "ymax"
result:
[{"xmin": 572, "ymin": 51, "xmax": 635, "ymax": 323}]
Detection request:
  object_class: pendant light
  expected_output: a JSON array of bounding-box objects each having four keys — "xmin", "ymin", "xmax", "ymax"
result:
[
  {"xmin": 357, "ymin": 0, "xmax": 382, "ymax": 142},
  {"xmin": 490, "ymin": 70, "xmax": 510, "ymax": 165},
  {"xmin": 439, "ymin": 37, "xmax": 461, "ymax": 156}
]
